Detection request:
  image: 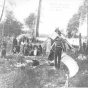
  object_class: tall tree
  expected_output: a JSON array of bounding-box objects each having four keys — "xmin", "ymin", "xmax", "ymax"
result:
[
  {"xmin": 67, "ymin": 13, "xmax": 80, "ymax": 38},
  {"xmin": 0, "ymin": 0, "xmax": 16, "ymax": 39},
  {"xmin": 25, "ymin": 13, "xmax": 36, "ymax": 29},
  {"xmin": 36, "ymin": 0, "xmax": 42, "ymax": 37},
  {"xmin": 24, "ymin": 13, "xmax": 36, "ymax": 36},
  {"xmin": 0, "ymin": 11, "xmax": 23, "ymax": 36},
  {"xmin": 0, "ymin": 0, "xmax": 6, "ymax": 22},
  {"xmin": 67, "ymin": 0, "xmax": 88, "ymax": 38},
  {"xmin": 0, "ymin": 0, "xmax": 16, "ymax": 22}
]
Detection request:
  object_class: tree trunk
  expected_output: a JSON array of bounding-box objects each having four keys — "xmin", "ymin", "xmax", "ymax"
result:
[
  {"xmin": 0, "ymin": 0, "xmax": 6, "ymax": 42},
  {"xmin": 36, "ymin": 0, "xmax": 42, "ymax": 37},
  {"xmin": 79, "ymin": 33, "xmax": 82, "ymax": 51},
  {"xmin": 0, "ymin": 0, "xmax": 6, "ymax": 22}
]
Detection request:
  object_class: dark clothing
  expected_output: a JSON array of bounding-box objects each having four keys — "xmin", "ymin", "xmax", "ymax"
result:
[
  {"xmin": 55, "ymin": 29, "xmax": 61, "ymax": 36},
  {"xmin": 24, "ymin": 45, "xmax": 29, "ymax": 56},
  {"xmin": 16, "ymin": 45, "xmax": 20, "ymax": 53},
  {"xmin": 32, "ymin": 60, "xmax": 39, "ymax": 66},
  {"xmin": 13, "ymin": 38, "xmax": 17, "ymax": 46},
  {"xmin": 29, "ymin": 51, "xmax": 34, "ymax": 56},
  {"xmin": 55, "ymin": 46, "xmax": 62, "ymax": 69},
  {"xmin": 1, "ymin": 48, "xmax": 6, "ymax": 58},
  {"xmin": 38, "ymin": 45, "xmax": 42, "ymax": 55},
  {"xmin": 12, "ymin": 38, "xmax": 18, "ymax": 53},
  {"xmin": 52, "ymin": 39, "xmax": 63, "ymax": 51},
  {"xmin": 83, "ymin": 42, "xmax": 86, "ymax": 51},
  {"xmin": 27, "ymin": 38, "xmax": 29, "ymax": 43},
  {"xmin": 50, "ymin": 39, "xmax": 63, "ymax": 69},
  {"xmin": 54, "ymin": 40, "xmax": 63, "ymax": 47},
  {"xmin": 2, "ymin": 41, "xmax": 7, "ymax": 48},
  {"xmin": 48, "ymin": 50, "xmax": 54, "ymax": 61},
  {"xmin": 12, "ymin": 45, "xmax": 20, "ymax": 54}
]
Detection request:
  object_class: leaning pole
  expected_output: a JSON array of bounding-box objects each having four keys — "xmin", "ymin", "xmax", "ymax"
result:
[
  {"xmin": 0, "ymin": 0, "xmax": 6, "ymax": 41},
  {"xmin": 87, "ymin": 7, "xmax": 88, "ymax": 46}
]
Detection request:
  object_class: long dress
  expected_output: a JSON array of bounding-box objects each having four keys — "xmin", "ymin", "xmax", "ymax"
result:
[{"xmin": 46, "ymin": 38, "xmax": 51, "ymax": 55}]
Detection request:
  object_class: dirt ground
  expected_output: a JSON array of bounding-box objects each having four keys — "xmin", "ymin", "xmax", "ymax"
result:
[{"xmin": 0, "ymin": 52, "xmax": 88, "ymax": 88}]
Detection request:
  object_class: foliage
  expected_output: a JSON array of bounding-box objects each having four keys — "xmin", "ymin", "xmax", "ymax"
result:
[
  {"xmin": 25, "ymin": 13, "xmax": 36, "ymax": 29},
  {"xmin": 0, "ymin": 11, "xmax": 23, "ymax": 37},
  {"xmin": 67, "ymin": 13, "xmax": 80, "ymax": 38},
  {"xmin": 24, "ymin": 13, "xmax": 36, "ymax": 36},
  {"xmin": 67, "ymin": 0, "xmax": 88, "ymax": 38},
  {"xmin": 78, "ymin": 0, "xmax": 88, "ymax": 24}
]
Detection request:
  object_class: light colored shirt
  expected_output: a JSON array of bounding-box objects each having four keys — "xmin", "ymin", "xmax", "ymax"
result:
[
  {"xmin": 46, "ymin": 38, "xmax": 51, "ymax": 53},
  {"xmin": 21, "ymin": 42, "xmax": 24, "ymax": 45}
]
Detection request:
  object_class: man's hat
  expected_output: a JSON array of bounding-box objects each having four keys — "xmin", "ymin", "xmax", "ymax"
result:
[
  {"xmin": 55, "ymin": 27, "xmax": 61, "ymax": 35},
  {"xmin": 55, "ymin": 27, "xmax": 59, "ymax": 32}
]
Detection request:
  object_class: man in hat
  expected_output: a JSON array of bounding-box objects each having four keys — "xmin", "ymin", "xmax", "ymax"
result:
[
  {"xmin": 55, "ymin": 27, "xmax": 61, "ymax": 36},
  {"xmin": 51, "ymin": 36, "xmax": 63, "ymax": 69}
]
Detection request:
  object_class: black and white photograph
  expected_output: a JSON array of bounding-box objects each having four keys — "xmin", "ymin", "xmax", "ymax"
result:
[{"xmin": 0, "ymin": 0, "xmax": 88, "ymax": 88}]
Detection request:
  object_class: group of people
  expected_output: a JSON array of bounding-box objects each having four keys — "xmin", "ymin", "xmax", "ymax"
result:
[
  {"xmin": 0, "ymin": 35, "xmax": 43, "ymax": 58},
  {"xmin": 12, "ymin": 36, "xmax": 43, "ymax": 56},
  {"xmin": 1, "ymin": 28, "xmax": 68, "ymax": 71}
]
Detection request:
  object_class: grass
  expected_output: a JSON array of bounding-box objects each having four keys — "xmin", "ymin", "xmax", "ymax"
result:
[{"xmin": 0, "ymin": 51, "xmax": 88, "ymax": 88}]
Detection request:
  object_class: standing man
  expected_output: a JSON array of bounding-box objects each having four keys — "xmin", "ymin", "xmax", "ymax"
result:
[
  {"xmin": 51, "ymin": 37, "xmax": 63, "ymax": 69},
  {"xmin": 12, "ymin": 35, "xmax": 18, "ymax": 53}
]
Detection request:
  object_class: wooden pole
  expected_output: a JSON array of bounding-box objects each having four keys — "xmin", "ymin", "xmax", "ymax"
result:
[
  {"xmin": 87, "ymin": 8, "xmax": 88, "ymax": 46},
  {"xmin": 0, "ymin": 0, "xmax": 6, "ymax": 22},
  {"xmin": 79, "ymin": 33, "xmax": 82, "ymax": 51},
  {"xmin": 36, "ymin": 0, "xmax": 42, "ymax": 37},
  {"xmin": 0, "ymin": 0, "xmax": 6, "ymax": 41}
]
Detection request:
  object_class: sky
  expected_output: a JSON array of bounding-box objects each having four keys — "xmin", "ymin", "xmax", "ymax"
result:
[{"xmin": 0, "ymin": 0, "xmax": 84, "ymax": 35}]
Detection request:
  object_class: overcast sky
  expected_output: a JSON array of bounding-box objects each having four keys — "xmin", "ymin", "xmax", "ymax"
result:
[{"xmin": 0, "ymin": 0, "xmax": 84, "ymax": 35}]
